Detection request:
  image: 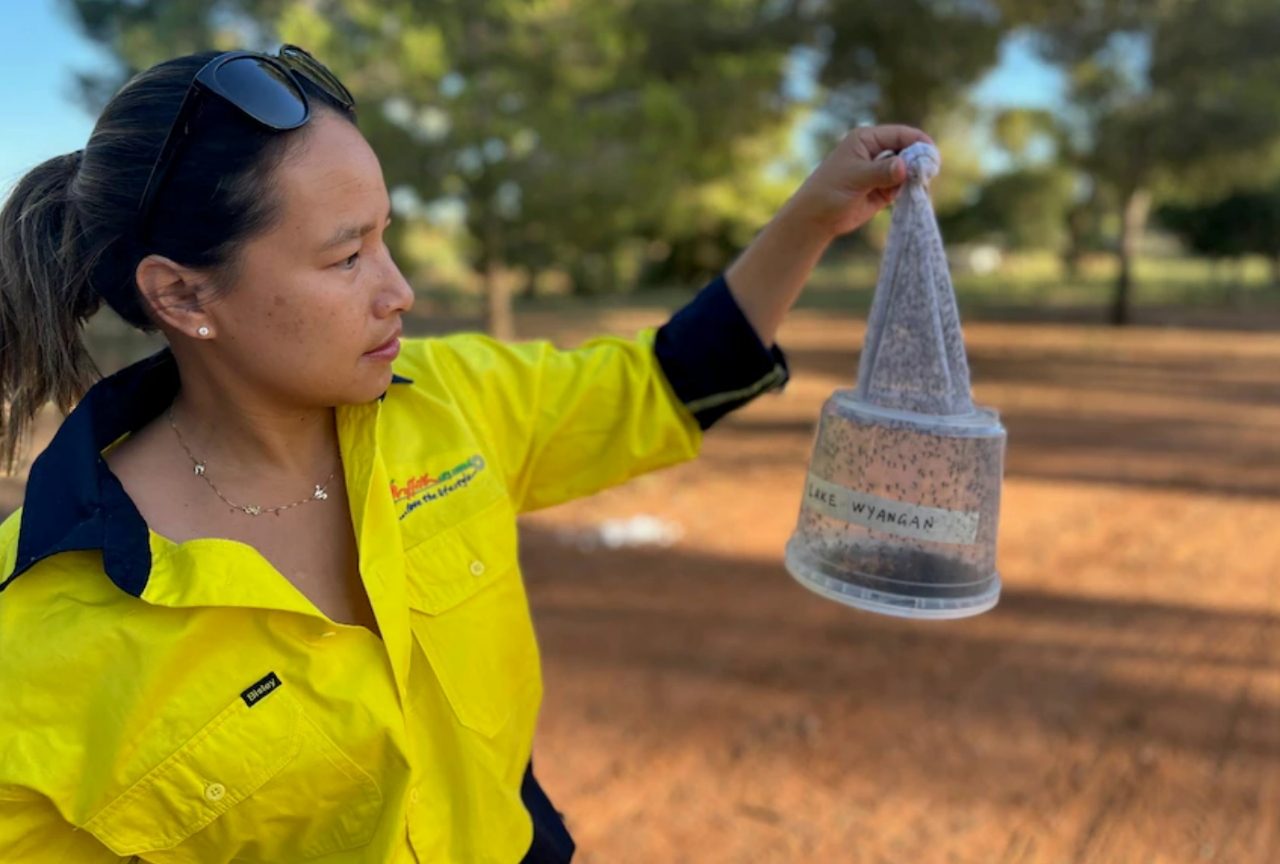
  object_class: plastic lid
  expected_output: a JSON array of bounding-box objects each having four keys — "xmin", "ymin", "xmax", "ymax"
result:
[
  {"xmin": 827, "ymin": 389, "xmax": 1003, "ymax": 437},
  {"xmin": 853, "ymin": 142, "xmax": 975, "ymax": 417}
]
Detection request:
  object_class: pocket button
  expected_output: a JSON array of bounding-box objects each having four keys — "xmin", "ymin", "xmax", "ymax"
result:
[
  {"xmin": 469, "ymin": 560, "xmax": 485, "ymax": 577},
  {"xmin": 204, "ymin": 783, "xmax": 226, "ymax": 803}
]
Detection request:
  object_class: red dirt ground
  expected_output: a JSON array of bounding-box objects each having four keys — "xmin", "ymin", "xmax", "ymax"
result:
[{"xmin": 515, "ymin": 309, "xmax": 1280, "ymax": 864}]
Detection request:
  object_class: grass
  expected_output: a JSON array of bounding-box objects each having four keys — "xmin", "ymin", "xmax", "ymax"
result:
[
  {"xmin": 494, "ymin": 251, "xmax": 1280, "ymax": 322},
  {"xmin": 804, "ymin": 251, "xmax": 1280, "ymax": 314}
]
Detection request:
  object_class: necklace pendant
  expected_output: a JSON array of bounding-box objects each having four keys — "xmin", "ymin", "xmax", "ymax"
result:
[
  {"xmin": 194, "ymin": 462, "xmax": 206, "ymax": 476},
  {"xmin": 313, "ymin": 485, "xmax": 329, "ymax": 501},
  {"xmin": 243, "ymin": 505, "xmax": 262, "ymax": 516}
]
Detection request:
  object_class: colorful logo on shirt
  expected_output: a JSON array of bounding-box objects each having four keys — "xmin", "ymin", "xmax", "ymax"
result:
[{"xmin": 392, "ymin": 454, "xmax": 487, "ymax": 520}]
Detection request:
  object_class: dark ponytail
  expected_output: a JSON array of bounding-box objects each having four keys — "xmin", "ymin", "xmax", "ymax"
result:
[
  {"xmin": 0, "ymin": 150, "xmax": 102, "ymax": 471},
  {"xmin": 0, "ymin": 50, "xmax": 353, "ymax": 472}
]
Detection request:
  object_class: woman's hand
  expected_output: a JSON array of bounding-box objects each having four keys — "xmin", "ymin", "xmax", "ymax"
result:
[
  {"xmin": 725, "ymin": 124, "xmax": 933, "ymax": 346},
  {"xmin": 785, "ymin": 125, "xmax": 934, "ymax": 239}
]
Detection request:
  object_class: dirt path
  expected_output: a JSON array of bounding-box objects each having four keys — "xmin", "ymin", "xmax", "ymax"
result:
[{"xmin": 519, "ymin": 311, "xmax": 1280, "ymax": 864}]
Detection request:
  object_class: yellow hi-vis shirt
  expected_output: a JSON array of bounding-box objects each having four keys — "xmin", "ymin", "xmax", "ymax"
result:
[{"xmin": 0, "ymin": 277, "xmax": 788, "ymax": 863}]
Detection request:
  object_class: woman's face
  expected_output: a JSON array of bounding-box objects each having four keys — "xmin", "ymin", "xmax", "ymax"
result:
[{"xmin": 197, "ymin": 111, "xmax": 415, "ymax": 407}]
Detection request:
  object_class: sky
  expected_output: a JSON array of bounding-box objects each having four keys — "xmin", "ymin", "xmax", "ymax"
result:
[
  {"xmin": 0, "ymin": 2, "xmax": 115, "ymax": 193},
  {"xmin": 0, "ymin": 2, "xmax": 1065, "ymax": 197}
]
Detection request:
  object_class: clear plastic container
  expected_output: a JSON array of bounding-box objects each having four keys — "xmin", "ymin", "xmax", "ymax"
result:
[
  {"xmin": 785, "ymin": 395, "xmax": 1004, "ymax": 618},
  {"xmin": 784, "ymin": 142, "xmax": 1006, "ymax": 619}
]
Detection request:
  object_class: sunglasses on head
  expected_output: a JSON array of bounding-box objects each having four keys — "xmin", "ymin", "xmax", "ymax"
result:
[{"xmin": 136, "ymin": 45, "xmax": 356, "ymax": 243}]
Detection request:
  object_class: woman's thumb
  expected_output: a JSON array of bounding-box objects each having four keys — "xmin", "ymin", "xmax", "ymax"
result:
[{"xmin": 854, "ymin": 154, "xmax": 907, "ymax": 191}]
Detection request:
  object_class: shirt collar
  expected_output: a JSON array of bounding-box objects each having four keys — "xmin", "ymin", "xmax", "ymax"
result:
[{"xmin": 2, "ymin": 348, "xmax": 411, "ymax": 597}]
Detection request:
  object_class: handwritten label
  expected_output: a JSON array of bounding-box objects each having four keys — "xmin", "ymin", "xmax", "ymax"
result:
[{"xmin": 802, "ymin": 474, "xmax": 979, "ymax": 545}]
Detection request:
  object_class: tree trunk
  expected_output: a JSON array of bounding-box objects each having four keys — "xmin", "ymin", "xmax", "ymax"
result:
[
  {"xmin": 1229, "ymin": 257, "xmax": 1247, "ymax": 309},
  {"xmin": 1062, "ymin": 247, "xmax": 1081, "ymax": 281},
  {"xmin": 1111, "ymin": 187, "xmax": 1151, "ymax": 326},
  {"xmin": 521, "ymin": 267, "xmax": 540, "ymax": 299},
  {"xmin": 1063, "ymin": 206, "xmax": 1086, "ymax": 281},
  {"xmin": 482, "ymin": 209, "xmax": 514, "ymax": 341}
]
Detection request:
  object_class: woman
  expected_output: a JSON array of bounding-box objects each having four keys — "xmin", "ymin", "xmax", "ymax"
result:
[{"xmin": 0, "ymin": 45, "xmax": 927, "ymax": 864}]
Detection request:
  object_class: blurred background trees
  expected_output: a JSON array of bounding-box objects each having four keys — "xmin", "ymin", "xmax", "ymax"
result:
[{"xmin": 64, "ymin": 0, "xmax": 1280, "ymax": 330}]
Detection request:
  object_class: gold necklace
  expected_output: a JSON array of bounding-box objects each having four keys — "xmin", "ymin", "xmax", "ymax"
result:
[{"xmin": 168, "ymin": 406, "xmax": 337, "ymax": 517}]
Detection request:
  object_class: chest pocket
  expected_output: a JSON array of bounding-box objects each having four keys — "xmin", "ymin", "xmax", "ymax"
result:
[
  {"xmin": 83, "ymin": 686, "xmax": 383, "ymax": 864},
  {"xmin": 405, "ymin": 494, "xmax": 541, "ymax": 738}
]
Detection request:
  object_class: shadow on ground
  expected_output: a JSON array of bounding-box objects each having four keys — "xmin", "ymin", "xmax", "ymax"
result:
[{"xmin": 522, "ymin": 526, "xmax": 1280, "ymax": 768}]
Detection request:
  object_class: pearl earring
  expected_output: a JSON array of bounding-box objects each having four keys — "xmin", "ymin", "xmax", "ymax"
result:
[{"xmin": 197, "ymin": 327, "xmax": 210, "ymax": 337}]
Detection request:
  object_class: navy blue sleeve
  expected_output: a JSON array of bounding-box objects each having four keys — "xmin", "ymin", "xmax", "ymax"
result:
[{"xmin": 653, "ymin": 274, "xmax": 790, "ymax": 430}]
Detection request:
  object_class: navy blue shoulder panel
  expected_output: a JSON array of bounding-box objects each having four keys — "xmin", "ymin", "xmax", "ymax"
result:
[
  {"xmin": 5, "ymin": 351, "xmax": 177, "ymax": 595},
  {"xmin": 3, "ymin": 353, "xmax": 412, "ymax": 596}
]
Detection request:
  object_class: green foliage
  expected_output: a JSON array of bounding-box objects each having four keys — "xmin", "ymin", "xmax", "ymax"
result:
[
  {"xmin": 1158, "ymin": 190, "xmax": 1280, "ymax": 264},
  {"xmin": 63, "ymin": 0, "xmax": 804, "ymax": 298},
  {"xmin": 62, "ymin": 0, "xmax": 1280, "ymax": 322},
  {"xmin": 942, "ymin": 166, "xmax": 1077, "ymax": 250},
  {"xmin": 816, "ymin": 0, "xmax": 1007, "ymax": 129},
  {"xmin": 999, "ymin": 0, "xmax": 1280, "ymax": 321},
  {"xmin": 1012, "ymin": 0, "xmax": 1280, "ymax": 200},
  {"xmin": 991, "ymin": 108, "xmax": 1059, "ymax": 166}
]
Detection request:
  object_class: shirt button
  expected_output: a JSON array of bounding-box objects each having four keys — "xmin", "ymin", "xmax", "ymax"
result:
[
  {"xmin": 410, "ymin": 788, "xmax": 420, "ymax": 804},
  {"xmin": 205, "ymin": 783, "xmax": 226, "ymax": 803},
  {"xmin": 469, "ymin": 560, "xmax": 485, "ymax": 577}
]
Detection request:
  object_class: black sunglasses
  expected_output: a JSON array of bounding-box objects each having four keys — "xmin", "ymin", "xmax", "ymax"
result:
[{"xmin": 136, "ymin": 45, "xmax": 356, "ymax": 242}]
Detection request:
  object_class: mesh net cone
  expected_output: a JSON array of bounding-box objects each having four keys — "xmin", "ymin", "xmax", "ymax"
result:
[{"xmin": 854, "ymin": 142, "xmax": 975, "ymax": 417}]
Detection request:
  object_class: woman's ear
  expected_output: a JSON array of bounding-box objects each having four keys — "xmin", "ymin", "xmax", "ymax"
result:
[{"xmin": 134, "ymin": 254, "xmax": 216, "ymax": 339}]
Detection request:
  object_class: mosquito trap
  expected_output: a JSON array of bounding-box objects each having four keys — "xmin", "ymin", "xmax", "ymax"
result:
[{"xmin": 784, "ymin": 142, "xmax": 1006, "ymax": 619}]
